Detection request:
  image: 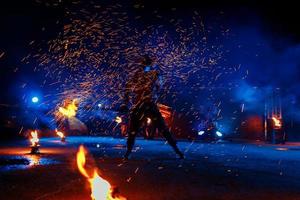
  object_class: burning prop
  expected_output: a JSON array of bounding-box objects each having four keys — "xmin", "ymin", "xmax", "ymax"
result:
[
  {"xmin": 55, "ymin": 129, "xmax": 66, "ymax": 142},
  {"xmin": 56, "ymin": 99, "xmax": 88, "ymax": 133},
  {"xmin": 58, "ymin": 99, "xmax": 78, "ymax": 118},
  {"xmin": 30, "ymin": 130, "xmax": 40, "ymax": 154},
  {"xmin": 272, "ymin": 116, "xmax": 282, "ymax": 129},
  {"xmin": 76, "ymin": 145, "xmax": 127, "ymax": 200}
]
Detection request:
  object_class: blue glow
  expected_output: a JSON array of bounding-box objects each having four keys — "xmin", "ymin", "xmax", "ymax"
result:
[
  {"xmin": 216, "ymin": 131, "xmax": 223, "ymax": 137},
  {"xmin": 144, "ymin": 66, "xmax": 151, "ymax": 72},
  {"xmin": 31, "ymin": 97, "xmax": 39, "ymax": 103}
]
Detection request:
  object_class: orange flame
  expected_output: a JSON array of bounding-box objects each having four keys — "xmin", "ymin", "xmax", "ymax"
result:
[
  {"xmin": 55, "ymin": 129, "xmax": 65, "ymax": 139},
  {"xmin": 58, "ymin": 99, "xmax": 78, "ymax": 118},
  {"xmin": 272, "ymin": 117, "xmax": 282, "ymax": 129},
  {"xmin": 30, "ymin": 130, "xmax": 39, "ymax": 147},
  {"xmin": 76, "ymin": 145, "xmax": 126, "ymax": 200}
]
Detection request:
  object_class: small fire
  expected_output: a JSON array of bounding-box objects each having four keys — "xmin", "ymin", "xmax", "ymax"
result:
[
  {"xmin": 76, "ymin": 145, "xmax": 126, "ymax": 200},
  {"xmin": 30, "ymin": 130, "xmax": 39, "ymax": 147},
  {"xmin": 115, "ymin": 116, "xmax": 122, "ymax": 124},
  {"xmin": 55, "ymin": 129, "xmax": 66, "ymax": 141},
  {"xmin": 58, "ymin": 99, "xmax": 78, "ymax": 118},
  {"xmin": 272, "ymin": 116, "xmax": 282, "ymax": 129}
]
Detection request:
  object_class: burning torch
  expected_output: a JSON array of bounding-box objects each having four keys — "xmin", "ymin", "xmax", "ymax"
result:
[{"xmin": 30, "ymin": 130, "xmax": 40, "ymax": 154}]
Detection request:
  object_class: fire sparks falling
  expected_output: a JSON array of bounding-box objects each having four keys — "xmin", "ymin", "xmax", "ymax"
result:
[
  {"xmin": 76, "ymin": 145, "xmax": 126, "ymax": 200},
  {"xmin": 58, "ymin": 99, "xmax": 78, "ymax": 118},
  {"xmin": 30, "ymin": 130, "xmax": 39, "ymax": 147}
]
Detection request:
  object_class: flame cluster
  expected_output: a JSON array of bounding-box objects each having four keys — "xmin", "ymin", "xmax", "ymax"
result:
[
  {"xmin": 76, "ymin": 145, "xmax": 126, "ymax": 200},
  {"xmin": 30, "ymin": 130, "xmax": 39, "ymax": 147},
  {"xmin": 272, "ymin": 116, "xmax": 282, "ymax": 129},
  {"xmin": 58, "ymin": 99, "xmax": 78, "ymax": 118}
]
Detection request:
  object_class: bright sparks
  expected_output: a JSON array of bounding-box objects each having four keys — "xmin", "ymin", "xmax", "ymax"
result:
[
  {"xmin": 76, "ymin": 145, "xmax": 126, "ymax": 200},
  {"xmin": 58, "ymin": 99, "xmax": 78, "ymax": 118}
]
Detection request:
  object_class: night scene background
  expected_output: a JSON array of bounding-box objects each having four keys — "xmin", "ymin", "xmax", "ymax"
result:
[{"xmin": 1, "ymin": 0, "xmax": 300, "ymax": 200}]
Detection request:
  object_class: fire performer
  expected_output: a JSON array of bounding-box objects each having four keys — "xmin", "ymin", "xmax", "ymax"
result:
[{"xmin": 122, "ymin": 55, "xmax": 184, "ymax": 159}]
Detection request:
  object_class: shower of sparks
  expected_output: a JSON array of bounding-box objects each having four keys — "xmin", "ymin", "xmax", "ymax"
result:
[{"xmin": 24, "ymin": 1, "xmax": 246, "ymax": 134}]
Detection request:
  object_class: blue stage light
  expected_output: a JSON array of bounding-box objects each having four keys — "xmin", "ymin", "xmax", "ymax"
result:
[
  {"xmin": 198, "ymin": 130, "xmax": 205, "ymax": 136},
  {"xmin": 216, "ymin": 131, "xmax": 223, "ymax": 137},
  {"xmin": 32, "ymin": 96, "xmax": 39, "ymax": 103}
]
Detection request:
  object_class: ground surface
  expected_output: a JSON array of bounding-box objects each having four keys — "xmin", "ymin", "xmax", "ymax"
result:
[{"xmin": 1, "ymin": 136, "xmax": 300, "ymax": 200}]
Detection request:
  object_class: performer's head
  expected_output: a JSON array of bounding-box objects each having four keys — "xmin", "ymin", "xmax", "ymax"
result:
[{"xmin": 141, "ymin": 55, "xmax": 153, "ymax": 66}]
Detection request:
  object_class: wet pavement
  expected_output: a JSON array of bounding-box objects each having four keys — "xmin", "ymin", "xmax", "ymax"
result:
[{"xmin": 1, "ymin": 136, "xmax": 300, "ymax": 200}]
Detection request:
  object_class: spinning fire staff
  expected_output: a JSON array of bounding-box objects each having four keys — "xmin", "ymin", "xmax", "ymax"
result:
[{"xmin": 122, "ymin": 55, "xmax": 184, "ymax": 159}]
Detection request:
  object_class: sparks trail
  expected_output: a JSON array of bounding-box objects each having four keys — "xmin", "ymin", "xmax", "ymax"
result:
[{"xmin": 26, "ymin": 1, "xmax": 243, "ymax": 130}]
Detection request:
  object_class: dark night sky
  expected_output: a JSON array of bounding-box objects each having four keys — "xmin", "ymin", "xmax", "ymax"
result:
[{"xmin": 0, "ymin": 0, "xmax": 299, "ymax": 102}]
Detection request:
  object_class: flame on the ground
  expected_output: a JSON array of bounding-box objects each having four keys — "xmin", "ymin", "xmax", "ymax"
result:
[
  {"xmin": 58, "ymin": 99, "xmax": 78, "ymax": 118},
  {"xmin": 76, "ymin": 145, "xmax": 126, "ymax": 200},
  {"xmin": 55, "ymin": 129, "xmax": 65, "ymax": 139},
  {"xmin": 272, "ymin": 116, "xmax": 282, "ymax": 129},
  {"xmin": 30, "ymin": 130, "xmax": 39, "ymax": 147},
  {"xmin": 115, "ymin": 116, "xmax": 122, "ymax": 124}
]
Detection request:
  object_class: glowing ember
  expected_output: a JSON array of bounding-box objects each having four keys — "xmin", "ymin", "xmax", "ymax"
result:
[
  {"xmin": 115, "ymin": 116, "xmax": 122, "ymax": 124},
  {"xmin": 76, "ymin": 145, "xmax": 126, "ymax": 200},
  {"xmin": 58, "ymin": 99, "xmax": 78, "ymax": 118},
  {"xmin": 55, "ymin": 129, "xmax": 66, "ymax": 141},
  {"xmin": 30, "ymin": 130, "xmax": 39, "ymax": 147},
  {"xmin": 272, "ymin": 117, "xmax": 282, "ymax": 129}
]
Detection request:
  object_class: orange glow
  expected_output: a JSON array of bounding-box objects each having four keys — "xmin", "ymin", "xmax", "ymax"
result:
[
  {"xmin": 76, "ymin": 145, "xmax": 126, "ymax": 200},
  {"xmin": 58, "ymin": 99, "xmax": 78, "ymax": 118},
  {"xmin": 55, "ymin": 129, "xmax": 65, "ymax": 139},
  {"xmin": 272, "ymin": 116, "xmax": 282, "ymax": 129},
  {"xmin": 30, "ymin": 130, "xmax": 39, "ymax": 147},
  {"xmin": 157, "ymin": 103, "xmax": 171, "ymax": 119},
  {"xmin": 115, "ymin": 116, "xmax": 122, "ymax": 124}
]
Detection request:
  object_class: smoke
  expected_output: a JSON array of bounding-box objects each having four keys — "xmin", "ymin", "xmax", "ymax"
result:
[{"xmin": 228, "ymin": 17, "xmax": 300, "ymax": 127}]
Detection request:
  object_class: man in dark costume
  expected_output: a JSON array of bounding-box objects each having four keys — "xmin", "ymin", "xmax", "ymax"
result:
[{"xmin": 122, "ymin": 55, "xmax": 184, "ymax": 159}]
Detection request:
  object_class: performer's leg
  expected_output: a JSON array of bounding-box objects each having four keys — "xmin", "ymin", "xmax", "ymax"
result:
[
  {"xmin": 150, "ymin": 103, "xmax": 184, "ymax": 158},
  {"xmin": 124, "ymin": 111, "xmax": 140, "ymax": 159}
]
